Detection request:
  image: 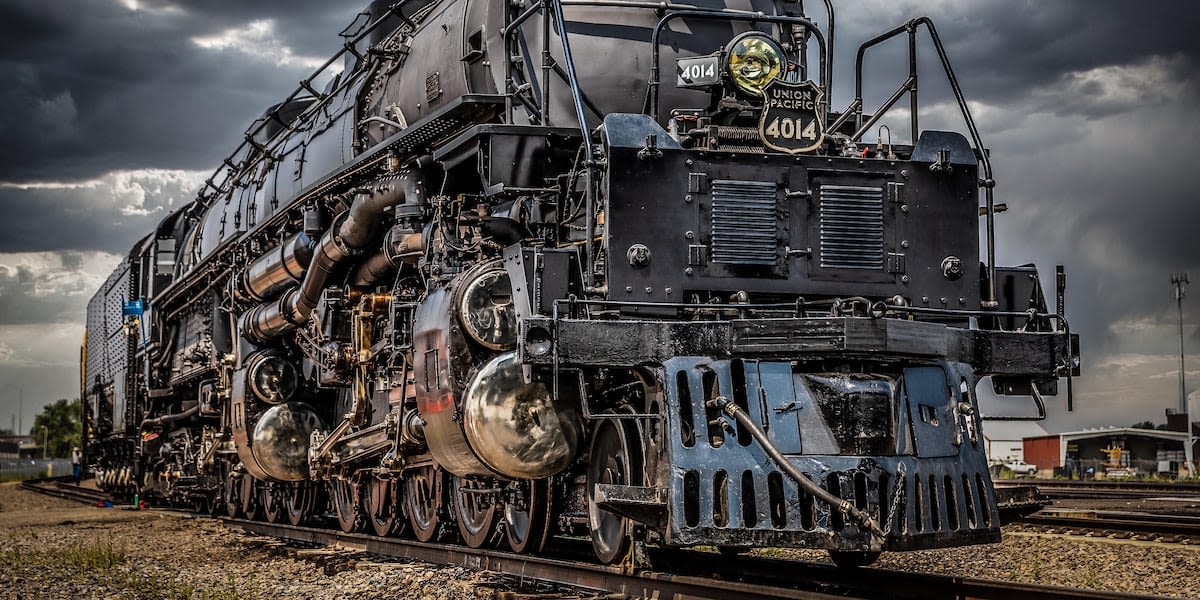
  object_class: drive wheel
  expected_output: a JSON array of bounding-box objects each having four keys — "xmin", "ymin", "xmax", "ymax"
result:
[
  {"xmin": 284, "ymin": 482, "xmax": 317, "ymax": 527},
  {"xmin": 587, "ymin": 418, "xmax": 643, "ymax": 564},
  {"xmin": 223, "ymin": 465, "xmax": 243, "ymax": 518},
  {"xmin": 504, "ymin": 479, "xmax": 552, "ymax": 554},
  {"xmin": 363, "ymin": 474, "xmax": 402, "ymax": 537},
  {"xmin": 261, "ymin": 483, "xmax": 285, "ymax": 524},
  {"xmin": 331, "ymin": 476, "xmax": 362, "ymax": 533},
  {"xmin": 239, "ymin": 474, "xmax": 262, "ymax": 521},
  {"xmin": 453, "ymin": 476, "xmax": 499, "ymax": 548},
  {"xmin": 405, "ymin": 465, "xmax": 443, "ymax": 542},
  {"xmin": 198, "ymin": 493, "xmax": 218, "ymax": 517}
]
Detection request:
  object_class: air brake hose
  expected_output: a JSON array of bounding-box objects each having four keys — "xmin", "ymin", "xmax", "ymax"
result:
[{"xmin": 707, "ymin": 396, "xmax": 884, "ymax": 538}]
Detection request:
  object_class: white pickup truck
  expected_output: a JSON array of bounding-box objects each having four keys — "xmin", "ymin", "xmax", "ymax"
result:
[{"xmin": 1003, "ymin": 460, "xmax": 1038, "ymax": 476}]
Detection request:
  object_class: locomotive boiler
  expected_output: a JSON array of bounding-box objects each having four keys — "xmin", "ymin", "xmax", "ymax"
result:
[{"xmin": 82, "ymin": 0, "xmax": 1078, "ymax": 567}]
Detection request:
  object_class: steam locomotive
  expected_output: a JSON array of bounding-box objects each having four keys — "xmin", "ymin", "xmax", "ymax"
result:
[{"xmin": 82, "ymin": 0, "xmax": 1078, "ymax": 567}]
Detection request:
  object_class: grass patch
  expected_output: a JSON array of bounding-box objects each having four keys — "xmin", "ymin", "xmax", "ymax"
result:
[
  {"xmin": 3, "ymin": 539, "xmax": 255, "ymax": 599},
  {"xmin": 61, "ymin": 537, "xmax": 127, "ymax": 573},
  {"xmin": 1, "ymin": 536, "xmax": 126, "ymax": 577}
]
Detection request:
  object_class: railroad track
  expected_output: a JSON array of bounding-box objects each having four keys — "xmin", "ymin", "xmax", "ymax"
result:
[
  {"xmin": 14, "ymin": 479, "xmax": 1170, "ymax": 599},
  {"xmin": 996, "ymin": 480, "xmax": 1200, "ymax": 500},
  {"xmin": 1019, "ymin": 509, "xmax": 1200, "ymax": 543},
  {"xmin": 223, "ymin": 517, "xmax": 1163, "ymax": 600},
  {"xmin": 18, "ymin": 475, "xmax": 112, "ymax": 505}
]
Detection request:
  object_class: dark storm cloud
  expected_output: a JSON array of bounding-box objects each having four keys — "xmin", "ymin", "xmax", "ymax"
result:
[
  {"xmin": 0, "ymin": 0, "xmax": 357, "ymax": 183},
  {"xmin": 832, "ymin": 1, "xmax": 1200, "ymax": 114},
  {"xmin": 0, "ymin": 252, "xmax": 97, "ymax": 325},
  {"xmin": 0, "ymin": 186, "xmax": 154, "ymax": 254},
  {"xmin": 0, "ymin": 169, "xmax": 203, "ymax": 253},
  {"xmin": 977, "ymin": 53, "xmax": 1200, "ymax": 359}
]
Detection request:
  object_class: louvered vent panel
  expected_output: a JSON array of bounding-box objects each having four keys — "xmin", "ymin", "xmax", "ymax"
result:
[
  {"xmin": 711, "ymin": 179, "xmax": 778, "ymax": 265},
  {"xmin": 819, "ymin": 184, "xmax": 884, "ymax": 269}
]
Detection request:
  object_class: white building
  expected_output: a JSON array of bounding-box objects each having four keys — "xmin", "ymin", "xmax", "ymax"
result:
[{"xmin": 981, "ymin": 421, "xmax": 1048, "ymax": 465}]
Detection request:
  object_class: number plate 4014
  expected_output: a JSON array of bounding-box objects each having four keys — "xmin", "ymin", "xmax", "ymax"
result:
[
  {"xmin": 759, "ymin": 79, "xmax": 826, "ymax": 154},
  {"xmin": 676, "ymin": 55, "xmax": 721, "ymax": 88}
]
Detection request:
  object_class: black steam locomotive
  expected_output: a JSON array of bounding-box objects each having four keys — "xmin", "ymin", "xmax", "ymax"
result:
[{"xmin": 82, "ymin": 0, "xmax": 1077, "ymax": 566}]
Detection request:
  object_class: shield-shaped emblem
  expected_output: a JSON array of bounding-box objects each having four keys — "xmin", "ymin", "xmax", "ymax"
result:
[{"xmin": 758, "ymin": 79, "xmax": 825, "ymax": 154}]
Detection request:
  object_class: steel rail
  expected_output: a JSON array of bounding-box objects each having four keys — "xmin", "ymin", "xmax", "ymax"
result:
[
  {"xmin": 19, "ymin": 476, "xmax": 110, "ymax": 505},
  {"xmin": 996, "ymin": 480, "xmax": 1200, "ymax": 500},
  {"xmin": 19, "ymin": 476, "xmax": 1173, "ymax": 598},
  {"xmin": 224, "ymin": 518, "xmax": 846, "ymax": 600},
  {"xmin": 222, "ymin": 518, "xmax": 1166, "ymax": 600},
  {"xmin": 1021, "ymin": 510, "xmax": 1200, "ymax": 540}
]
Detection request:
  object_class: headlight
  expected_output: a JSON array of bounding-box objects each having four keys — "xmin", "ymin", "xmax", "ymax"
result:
[
  {"xmin": 246, "ymin": 353, "xmax": 297, "ymax": 405},
  {"xmin": 726, "ymin": 33, "xmax": 785, "ymax": 98},
  {"xmin": 457, "ymin": 264, "xmax": 517, "ymax": 351}
]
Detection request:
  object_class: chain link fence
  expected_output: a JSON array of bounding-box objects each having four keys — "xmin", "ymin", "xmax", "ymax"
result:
[{"xmin": 0, "ymin": 458, "xmax": 72, "ymax": 482}]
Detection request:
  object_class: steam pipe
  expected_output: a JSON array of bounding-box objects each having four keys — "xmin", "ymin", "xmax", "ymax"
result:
[
  {"xmin": 233, "ymin": 232, "xmax": 315, "ymax": 303},
  {"xmin": 242, "ymin": 289, "xmax": 304, "ymax": 345},
  {"xmin": 351, "ymin": 227, "xmax": 427, "ymax": 286},
  {"xmin": 295, "ymin": 219, "xmax": 355, "ymax": 318},
  {"xmin": 351, "ymin": 252, "xmax": 396, "ymax": 286},
  {"xmin": 242, "ymin": 172, "xmax": 426, "ymax": 344},
  {"xmin": 548, "ymin": 0, "xmax": 598, "ymax": 286},
  {"xmin": 140, "ymin": 404, "xmax": 200, "ymax": 428}
]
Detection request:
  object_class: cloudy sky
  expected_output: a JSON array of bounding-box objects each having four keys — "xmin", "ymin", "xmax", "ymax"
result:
[{"xmin": 0, "ymin": 0, "xmax": 1196, "ymax": 435}]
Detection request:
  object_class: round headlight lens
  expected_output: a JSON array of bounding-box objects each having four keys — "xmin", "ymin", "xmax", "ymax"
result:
[
  {"xmin": 458, "ymin": 266, "xmax": 517, "ymax": 351},
  {"xmin": 248, "ymin": 354, "xmax": 297, "ymax": 405},
  {"xmin": 726, "ymin": 34, "xmax": 785, "ymax": 98}
]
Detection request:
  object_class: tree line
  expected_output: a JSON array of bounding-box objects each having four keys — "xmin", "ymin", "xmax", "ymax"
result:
[{"xmin": 0, "ymin": 398, "xmax": 81, "ymax": 459}]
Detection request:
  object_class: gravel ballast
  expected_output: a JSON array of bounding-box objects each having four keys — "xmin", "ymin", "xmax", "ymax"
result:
[
  {"xmin": 3, "ymin": 482, "xmax": 1199, "ymax": 599},
  {"xmin": 0, "ymin": 483, "xmax": 505, "ymax": 600}
]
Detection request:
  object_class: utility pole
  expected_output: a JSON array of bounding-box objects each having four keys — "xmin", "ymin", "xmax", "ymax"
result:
[{"xmin": 1172, "ymin": 273, "xmax": 1191, "ymax": 476}]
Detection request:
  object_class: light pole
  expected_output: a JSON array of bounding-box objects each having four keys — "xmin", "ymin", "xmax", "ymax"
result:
[
  {"xmin": 1173, "ymin": 273, "xmax": 1189, "ymax": 413},
  {"xmin": 41, "ymin": 425, "xmax": 47, "ymax": 460},
  {"xmin": 1172, "ymin": 273, "xmax": 1191, "ymax": 476}
]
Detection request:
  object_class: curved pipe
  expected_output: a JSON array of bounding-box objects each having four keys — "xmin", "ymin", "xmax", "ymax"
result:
[
  {"xmin": 350, "ymin": 228, "xmax": 426, "ymax": 286},
  {"xmin": 242, "ymin": 171, "xmax": 426, "ymax": 344},
  {"xmin": 140, "ymin": 404, "xmax": 200, "ymax": 428},
  {"xmin": 708, "ymin": 396, "xmax": 883, "ymax": 538},
  {"xmin": 351, "ymin": 251, "xmax": 396, "ymax": 286},
  {"xmin": 152, "ymin": 322, "xmax": 178, "ymax": 369}
]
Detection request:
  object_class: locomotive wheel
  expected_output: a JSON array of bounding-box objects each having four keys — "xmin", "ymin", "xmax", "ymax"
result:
[
  {"xmin": 405, "ymin": 465, "xmax": 444, "ymax": 542},
  {"xmin": 223, "ymin": 466, "xmax": 243, "ymax": 518},
  {"xmin": 828, "ymin": 550, "xmax": 881, "ymax": 568},
  {"xmin": 331, "ymin": 476, "xmax": 363, "ymax": 533},
  {"xmin": 452, "ymin": 476, "xmax": 499, "ymax": 549},
  {"xmin": 239, "ymin": 475, "xmax": 262, "ymax": 521},
  {"xmin": 284, "ymin": 482, "xmax": 317, "ymax": 527},
  {"xmin": 261, "ymin": 483, "xmax": 285, "ymax": 524},
  {"xmin": 504, "ymin": 478, "xmax": 552, "ymax": 554},
  {"xmin": 587, "ymin": 418, "xmax": 644, "ymax": 564},
  {"xmin": 197, "ymin": 493, "xmax": 218, "ymax": 517},
  {"xmin": 362, "ymin": 475, "xmax": 402, "ymax": 537}
]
